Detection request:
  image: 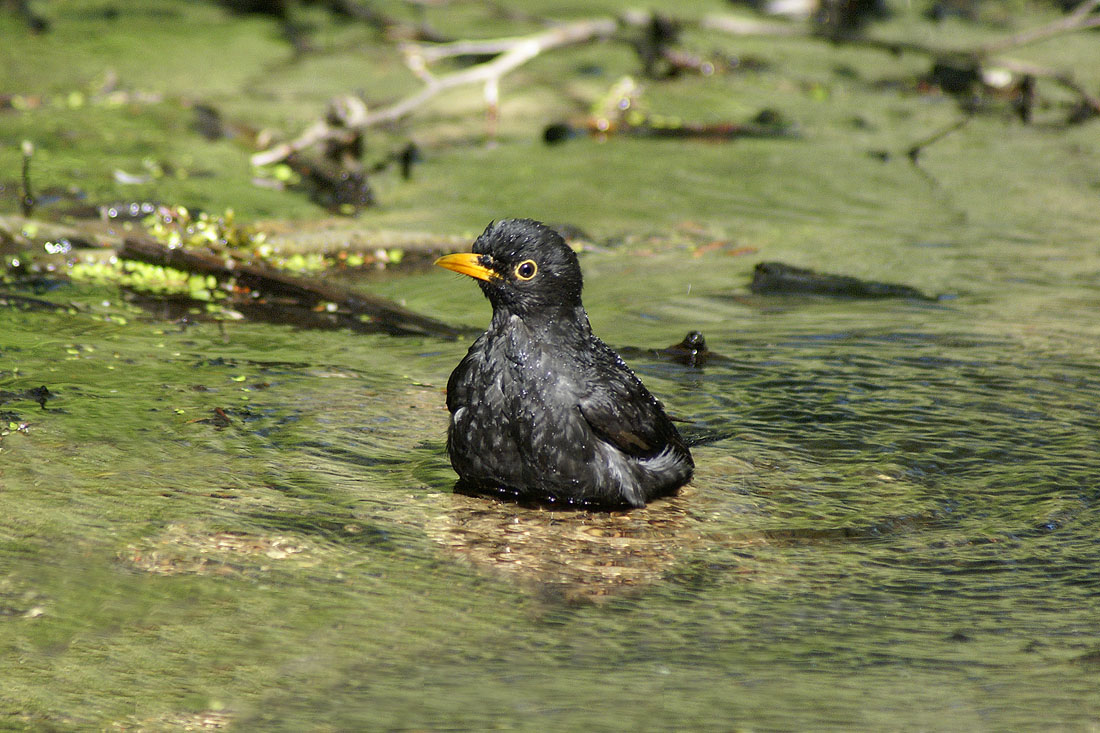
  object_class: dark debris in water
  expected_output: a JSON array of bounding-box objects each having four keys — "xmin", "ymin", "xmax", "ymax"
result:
[
  {"xmin": 544, "ymin": 110, "xmax": 798, "ymax": 146},
  {"xmin": 750, "ymin": 261, "xmax": 940, "ymax": 301},
  {"xmin": 619, "ymin": 330, "xmax": 730, "ymax": 370},
  {"xmin": 0, "ymin": 385, "xmax": 52, "ymax": 409},
  {"xmin": 189, "ymin": 407, "xmax": 233, "ymax": 428},
  {"xmin": 0, "ymin": 291, "xmax": 73, "ymax": 311},
  {"xmin": 285, "ymin": 152, "xmax": 374, "ymax": 216}
]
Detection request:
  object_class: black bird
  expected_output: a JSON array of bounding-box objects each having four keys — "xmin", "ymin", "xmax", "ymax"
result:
[{"xmin": 434, "ymin": 219, "xmax": 694, "ymax": 508}]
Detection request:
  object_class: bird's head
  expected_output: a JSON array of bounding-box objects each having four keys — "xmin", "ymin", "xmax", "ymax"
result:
[{"xmin": 435, "ymin": 219, "xmax": 584, "ymax": 320}]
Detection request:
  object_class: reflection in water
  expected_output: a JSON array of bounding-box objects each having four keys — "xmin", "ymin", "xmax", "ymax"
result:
[
  {"xmin": 423, "ymin": 449, "xmax": 942, "ymax": 601},
  {"xmin": 428, "ymin": 490, "xmax": 704, "ymax": 601}
]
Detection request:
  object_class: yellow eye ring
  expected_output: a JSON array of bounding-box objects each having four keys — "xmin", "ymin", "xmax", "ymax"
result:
[{"xmin": 514, "ymin": 260, "xmax": 537, "ymax": 281}]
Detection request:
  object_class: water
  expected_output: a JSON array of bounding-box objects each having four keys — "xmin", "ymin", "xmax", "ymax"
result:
[
  {"xmin": 3, "ymin": 2, "xmax": 1100, "ymax": 729},
  {"xmin": 4, "ymin": 216, "xmax": 1099, "ymax": 729}
]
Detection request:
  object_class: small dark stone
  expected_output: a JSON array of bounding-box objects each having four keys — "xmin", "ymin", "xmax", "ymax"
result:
[{"xmin": 658, "ymin": 331, "xmax": 713, "ymax": 368}]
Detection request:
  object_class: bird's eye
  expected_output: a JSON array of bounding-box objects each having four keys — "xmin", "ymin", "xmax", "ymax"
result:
[{"xmin": 514, "ymin": 260, "xmax": 537, "ymax": 281}]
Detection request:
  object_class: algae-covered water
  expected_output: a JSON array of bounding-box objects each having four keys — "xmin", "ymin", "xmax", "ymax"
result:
[{"xmin": 3, "ymin": 1, "xmax": 1100, "ymax": 730}]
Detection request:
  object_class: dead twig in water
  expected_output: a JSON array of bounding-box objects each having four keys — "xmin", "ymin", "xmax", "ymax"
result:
[
  {"xmin": 0, "ymin": 292, "xmax": 74, "ymax": 311},
  {"xmin": 118, "ymin": 236, "xmax": 463, "ymax": 338},
  {"xmin": 907, "ymin": 116, "xmax": 971, "ymax": 165}
]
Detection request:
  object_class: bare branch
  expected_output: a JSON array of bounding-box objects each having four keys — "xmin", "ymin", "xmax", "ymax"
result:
[
  {"xmin": 366, "ymin": 17, "xmax": 617, "ymax": 126},
  {"xmin": 251, "ymin": 118, "xmax": 334, "ymax": 167},
  {"xmin": 979, "ymin": 0, "xmax": 1100, "ymax": 56},
  {"xmin": 250, "ymin": 18, "xmax": 616, "ymax": 167}
]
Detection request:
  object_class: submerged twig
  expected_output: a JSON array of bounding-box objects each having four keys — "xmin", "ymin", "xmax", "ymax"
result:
[
  {"xmin": 0, "ymin": 292, "xmax": 73, "ymax": 311},
  {"xmin": 907, "ymin": 116, "xmax": 971, "ymax": 165},
  {"xmin": 118, "ymin": 236, "xmax": 463, "ymax": 338}
]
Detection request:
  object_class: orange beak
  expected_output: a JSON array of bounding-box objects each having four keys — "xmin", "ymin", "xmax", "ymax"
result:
[{"xmin": 434, "ymin": 253, "xmax": 498, "ymax": 282}]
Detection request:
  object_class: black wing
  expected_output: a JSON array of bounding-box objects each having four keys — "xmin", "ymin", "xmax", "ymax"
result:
[
  {"xmin": 577, "ymin": 342, "xmax": 688, "ymax": 460},
  {"xmin": 446, "ymin": 337, "xmax": 485, "ymax": 414}
]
